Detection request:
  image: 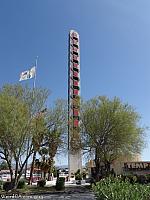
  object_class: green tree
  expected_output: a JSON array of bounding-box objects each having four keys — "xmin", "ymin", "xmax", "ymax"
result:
[
  {"xmin": 38, "ymin": 99, "xmax": 67, "ymax": 180},
  {"xmin": 0, "ymin": 84, "xmax": 49, "ymax": 189},
  {"xmin": 81, "ymin": 96, "xmax": 145, "ymax": 178},
  {"xmin": 28, "ymin": 111, "xmax": 48, "ymax": 185}
]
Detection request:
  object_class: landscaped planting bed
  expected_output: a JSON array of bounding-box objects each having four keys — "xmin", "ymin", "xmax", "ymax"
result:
[{"xmin": 92, "ymin": 176, "xmax": 150, "ymax": 200}]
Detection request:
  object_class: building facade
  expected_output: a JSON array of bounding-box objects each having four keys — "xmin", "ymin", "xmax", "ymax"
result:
[
  {"xmin": 68, "ymin": 30, "xmax": 82, "ymax": 177},
  {"xmin": 88, "ymin": 155, "xmax": 145, "ymax": 177}
]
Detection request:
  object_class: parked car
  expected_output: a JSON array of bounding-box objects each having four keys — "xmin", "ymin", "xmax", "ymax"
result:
[{"xmin": 0, "ymin": 173, "xmax": 11, "ymax": 182}]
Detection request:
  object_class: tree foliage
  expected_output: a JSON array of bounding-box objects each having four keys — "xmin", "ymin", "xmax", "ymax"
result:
[
  {"xmin": 0, "ymin": 84, "xmax": 49, "ymax": 188},
  {"xmin": 81, "ymin": 96, "xmax": 145, "ymax": 176},
  {"xmin": 37, "ymin": 99, "xmax": 67, "ymax": 180}
]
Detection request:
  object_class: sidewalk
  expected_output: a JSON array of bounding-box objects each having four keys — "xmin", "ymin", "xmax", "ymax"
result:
[{"xmin": 33, "ymin": 178, "xmax": 90, "ymax": 187}]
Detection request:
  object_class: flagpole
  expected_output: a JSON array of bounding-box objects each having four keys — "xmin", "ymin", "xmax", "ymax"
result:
[
  {"xmin": 25, "ymin": 56, "xmax": 38, "ymax": 181},
  {"xmin": 27, "ymin": 56, "xmax": 39, "ymax": 184}
]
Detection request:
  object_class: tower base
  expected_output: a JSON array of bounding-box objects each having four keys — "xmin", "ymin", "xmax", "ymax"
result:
[{"xmin": 68, "ymin": 150, "xmax": 82, "ymax": 178}]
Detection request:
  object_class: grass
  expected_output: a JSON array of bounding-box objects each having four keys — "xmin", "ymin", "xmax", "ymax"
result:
[
  {"xmin": 0, "ymin": 185, "xmax": 60, "ymax": 195},
  {"xmin": 0, "ymin": 183, "xmax": 92, "ymax": 195}
]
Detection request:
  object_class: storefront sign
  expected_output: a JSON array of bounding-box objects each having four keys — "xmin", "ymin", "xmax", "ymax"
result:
[{"xmin": 124, "ymin": 162, "xmax": 150, "ymax": 171}]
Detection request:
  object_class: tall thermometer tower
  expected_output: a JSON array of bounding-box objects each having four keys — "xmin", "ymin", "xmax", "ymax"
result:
[{"xmin": 68, "ymin": 30, "xmax": 82, "ymax": 177}]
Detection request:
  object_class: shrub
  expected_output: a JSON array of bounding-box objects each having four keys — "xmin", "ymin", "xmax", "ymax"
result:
[
  {"xmin": 75, "ymin": 173, "xmax": 82, "ymax": 180},
  {"xmin": 136, "ymin": 175, "xmax": 147, "ymax": 184},
  {"xmin": 55, "ymin": 177, "xmax": 65, "ymax": 190},
  {"xmin": 75, "ymin": 169, "xmax": 80, "ymax": 174},
  {"xmin": 3, "ymin": 182, "xmax": 13, "ymax": 191},
  {"xmin": 124, "ymin": 175, "xmax": 137, "ymax": 184},
  {"xmin": 82, "ymin": 171, "xmax": 87, "ymax": 180},
  {"xmin": 145, "ymin": 174, "xmax": 150, "ymax": 183},
  {"xmin": 75, "ymin": 169, "xmax": 82, "ymax": 180},
  {"xmin": 92, "ymin": 176, "xmax": 150, "ymax": 200},
  {"xmin": 17, "ymin": 179, "xmax": 26, "ymax": 189},
  {"xmin": 37, "ymin": 179, "xmax": 46, "ymax": 187}
]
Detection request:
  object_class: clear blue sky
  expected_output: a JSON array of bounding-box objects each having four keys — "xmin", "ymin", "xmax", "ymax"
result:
[{"xmin": 0, "ymin": 0, "xmax": 150, "ymax": 165}]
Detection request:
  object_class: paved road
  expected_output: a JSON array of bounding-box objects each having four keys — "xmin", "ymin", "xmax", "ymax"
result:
[
  {"xmin": 43, "ymin": 192, "xmax": 95, "ymax": 200},
  {"xmin": 0, "ymin": 192, "xmax": 96, "ymax": 199},
  {"xmin": 0, "ymin": 182, "xmax": 96, "ymax": 199}
]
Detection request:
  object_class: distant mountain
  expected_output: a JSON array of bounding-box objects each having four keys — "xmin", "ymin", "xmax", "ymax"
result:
[{"xmin": 56, "ymin": 165, "xmax": 68, "ymax": 169}]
